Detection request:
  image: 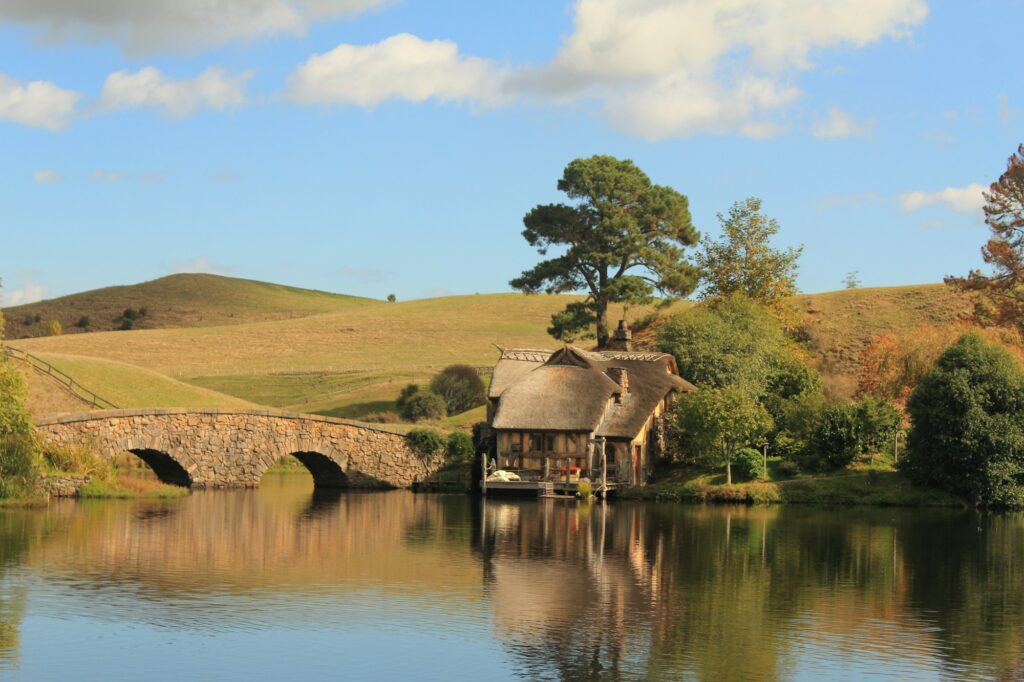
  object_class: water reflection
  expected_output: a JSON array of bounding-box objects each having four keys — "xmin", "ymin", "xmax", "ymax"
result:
[{"xmin": 0, "ymin": 477, "xmax": 1021, "ymax": 681}]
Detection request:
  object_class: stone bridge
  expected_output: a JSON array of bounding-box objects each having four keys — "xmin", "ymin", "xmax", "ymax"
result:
[{"xmin": 35, "ymin": 409, "xmax": 444, "ymax": 489}]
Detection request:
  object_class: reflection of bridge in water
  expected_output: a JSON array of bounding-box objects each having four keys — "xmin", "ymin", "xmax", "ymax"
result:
[{"xmin": 36, "ymin": 409, "xmax": 443, "ymax": 488}]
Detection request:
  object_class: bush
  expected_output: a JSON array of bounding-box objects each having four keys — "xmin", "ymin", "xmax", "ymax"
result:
[
  {"xmin": 445, "ymin": 432, "xmax": 474, "ymax": 462},
  {"xmin": 48, "ymin": 320, "xmax": 62, "ymax": 336},
  {"xmin": 75, "ymin": 316, "xmax": 91, "ymax": 328},
  {"xmin": 775, "ymin": 459, "xmax": 800, "ymax": 478},
  {"xmin": 396, "ymin": 383, "xmax": 419, "ymax": 413},
  {"xmin": 732, "ymin": 447, "xmax": 764, "ymax": 482},
  {"xmin": 407, "ymin": 429, "xmax": 445, "ymax": 459},
  {"xmin": 0, "ymin": 358, "xmax": 33, "ymax": 438},
  {"xmin": 120, "ymin": 318, "xmax": 134, "ymax": 331},
  {"xmin": 429, "ymin": 365, "xmax": 485, "ymax": 416},
  {"xmin": 856, "ymin": 395, "xmax": 903, "ymax": 455},
  {"xmin": 806, "ymin": 402, "xmax": 862, "ymax": 471},
  {"xmin": 403, "ymin": 391, "xmax": 446, "ymax": 422},
  {"xmin": 903, "ymin": 332, "xmax": 1024, "ymax": 507},
  {"xmin": 387, "ymin": 294, "xmax": 396, "ymax": 303},
  {"xmin": 0, "ymin": 434, "xmax": 39, "ymax": 499},
  {"xmin": 123, "ymin": 308, "xmax": 139, "ymax": 321}
]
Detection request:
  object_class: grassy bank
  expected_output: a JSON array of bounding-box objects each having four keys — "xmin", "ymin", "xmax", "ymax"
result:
[
  {"xmin": 77, "ymin": 475, "xmax": 190, "ymax": 499},
  {"xmin": 620, "ymin": 458, "xmax": 964, "ymax": 508}
]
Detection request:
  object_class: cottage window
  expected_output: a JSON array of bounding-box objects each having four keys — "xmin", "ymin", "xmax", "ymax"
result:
[
  {"xmin": 545, "ymin": 434, "xmax": 556, "ymax": 452},
  {"xmin": 530, "ymin": 433, "xmax": 545, "ymax": 452}
]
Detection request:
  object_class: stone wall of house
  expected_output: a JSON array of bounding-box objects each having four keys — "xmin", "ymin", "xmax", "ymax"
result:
[{"xmin": 35, "ymin": 409, "xmax": 443, "ymax": 489}]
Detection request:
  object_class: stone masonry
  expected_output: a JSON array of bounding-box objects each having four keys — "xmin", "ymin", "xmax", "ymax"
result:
[{"xmin": 35, "ymin": 408, "xmax": 445, "ymax": 489}]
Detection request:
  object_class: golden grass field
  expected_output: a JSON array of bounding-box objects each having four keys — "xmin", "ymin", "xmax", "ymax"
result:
[{"xmin": 4, "ymin": 274, "xmax": 974, "ymax": 426}]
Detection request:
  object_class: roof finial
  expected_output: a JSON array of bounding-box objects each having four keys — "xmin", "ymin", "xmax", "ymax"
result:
[{"xmin": 608, "ymin": 319, "xmax": 632, "ymax": 351}]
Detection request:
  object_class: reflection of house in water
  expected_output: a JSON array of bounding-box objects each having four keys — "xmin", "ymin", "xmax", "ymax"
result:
[
  {"xmin": 476, "ymin": 499, "xmax": 665, "ymax": 678},
  {"xmin": 487, "ymin": 321, "xmax": 695, "ymax": 490}
]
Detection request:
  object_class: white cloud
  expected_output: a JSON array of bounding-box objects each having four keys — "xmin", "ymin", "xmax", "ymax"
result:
[
  {"xmin": 32, "ymin": 169, "xmax": 62, "ymax": 183},
  {"xmin": 0, "ymin": 72, "xmax": 80, "ymax": 131},
  {"xmin": 898, "ymin": 183, "xmax": 987, "ymax": 214},
  {"xmin": 0, "ymin": 276, "xmax": 48, "ymax": 306},
  {"xmin": 163, "ymin": 256, "xmax": 234, "ymax": 276},
  {"xmin": 812, "ymin": 106, "xmax": 875, "ymax": 139},
  {"xmin": 604, "ymin": 74, "xmax": 799, "ymax": 139},
  {"xmin": 90, "ymin": 168, "xmax": 123, "ymax": 182},
  {"xmin": 508, "ymin": 0, "xmax": 926, "ymax": 138},
  {"xmin": 287, "ymin": 33, "xmax": 499, "ymax": 107},
  {"xmin": 99, "ymin": 67, "xmax": 251, "ymax": 117},
  {"xmin": 0, "ymin": 0, "xmax": 388, "ymax": 54}
]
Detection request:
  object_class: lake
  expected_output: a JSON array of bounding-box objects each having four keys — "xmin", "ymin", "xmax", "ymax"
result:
[{"xmin": 0, "ymin": 474, "xmax": 1021, "ymax": 681}]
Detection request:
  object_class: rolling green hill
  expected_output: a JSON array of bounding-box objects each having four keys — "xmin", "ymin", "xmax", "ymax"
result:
[
  {"xmin": 3, "ymin": 273, "xmax": 372, "ymax": 339},
  {"xmin": 6, "ymin": 274, "xmax": 975, "ymax": 423}
]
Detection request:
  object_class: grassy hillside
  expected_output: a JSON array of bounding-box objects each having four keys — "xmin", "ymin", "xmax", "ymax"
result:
[
  {"xmin": 3, "ymin": 273, "xmax": 372, "ymax": 339},
  {"xmin": 793, "ymin": 284, "xmax": 972, "ymax": 394},
  {"xmin": 12, "ymin": 292, "xmax": 582, "ymax": 416},
  {"xmin": 8, "ymin": 277, "xmax": 974, "ymax": 422},
  {"xmin": 24, "ymin": 353, "xmax": 258, "ymax": 410}
]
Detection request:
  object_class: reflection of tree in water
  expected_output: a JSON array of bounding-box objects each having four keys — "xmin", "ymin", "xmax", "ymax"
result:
[
  {"xmin": 0, "ymin": 508, "xmax": 53, "ymax": 670},
  {"xmin": 478, "ymin": 502, "xmax": 1024, "ymax": 682}
]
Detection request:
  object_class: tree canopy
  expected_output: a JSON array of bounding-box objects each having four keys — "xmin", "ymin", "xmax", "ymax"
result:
[
  {"xmin": 511, "ymin": 155, "xmax": 699, "ymax": 346},
  {"xmin": 903, "ymin": 332, "xmax": 1024, "ymax": 507},
  {"xmin": 675, "ymin": 386, "xmax": 773, "ymax": 485},
  {"xmin": 696, "ymin": 197, "xmax": 802, "ymax": 305},
  {"xmin": 946, "ymin": 144, "xmax": 1024, "ymax": 332},
  {"xmin": 429, "ymin": 364, "xmax": 485, "ymax": 416}
]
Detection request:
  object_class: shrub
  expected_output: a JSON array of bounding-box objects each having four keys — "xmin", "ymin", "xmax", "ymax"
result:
[
  {"xmin": 123, "ymin": 308, "xmax": 139, "ymax": 321},
  {"xmin": 429, "ymin": 365, "xmax": 485, "ymax": 416},
  {"xmin": 407, "ymin": 429, "xmax": 445, "ymax": 459},
  {"xmin": 806, "ymin": 402, "xmax": 862, "ymax": 470},
  {"xmin": 75, "ymin": 316, "xmax": 91, "ymax": 328},
  {"xmin": 138, "ymin": 307, "xmax": 148, "ymax": 317},
  {"xmin": 48, "ymin": 320, "xmax": 62, "ymax": 336},
  {"xmin": 775, "ymin": 459, "xmax": 800, "ymax": 478},
  {"xmin": 0, "ymin": 358, "xmax": 33, "ymax": 438},
  {"xmin": 0, "ymin": 434, "xmax": 40, "ymax": 499},
  {"xmin": 445, "ymin": 432, "xmax": 475, "ymax": 462},
  {"xmin": 903, "ymin": 332, "xmax": 1024, "ymax": 507},
  {"xmin": 577, "ymin": 480, "xmax": 593, "ymax": 498},
  {"xmin": 855, "ymin": 395, "xmax": 903, "ymax": 456},
  {"xmin": 396, "ymin": 383, "xmax": 419, "ymax": 413},
  {"xmin": 732, "ymin": 447, "xmax": 764, "ymax": 482},
  {"xmin": 387, "ymin": 294, "xmax": 396, "ymax": 303},
  {"xmin": 403, "ymin": 391, "xmax": 446, "ymax": 422},
  {"xmin": 120, "ymin": 318, "xmax": 134, "ymax": 331}
]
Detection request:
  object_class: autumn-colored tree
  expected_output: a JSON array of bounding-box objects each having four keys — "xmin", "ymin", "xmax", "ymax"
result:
[
  {"xmin": 857, "ymin": 323, "xmax": 1024, "ymax": 409},
  {"xmin": 511, "ymin": 155, "xmax": 700, "ymax": 347},
  {"xmin": 946, "ymin": 144, "xmax": 1024, "ymax": 331},
  {"xmin": 696, "ymin": 197, "xmax": 803, "ymax": 305}
]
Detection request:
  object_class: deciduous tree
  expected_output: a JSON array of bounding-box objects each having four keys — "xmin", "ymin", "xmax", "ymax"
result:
[
  {"xmin": 946, "ymin": 144, "xmax": 1024, "ymax": 331},
  {"xmin": 696, "ymin": 197, "xmax": 802, "ymax": 305},
  {"xmin": 511, "ymin": 155, "xmax": 699, "ymax": 347},
  {"xmin": 675, "ymin": 386, "xmax": 773, "ymax": 485}
]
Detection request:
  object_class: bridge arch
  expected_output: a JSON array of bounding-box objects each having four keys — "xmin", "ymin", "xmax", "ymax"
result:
[
  {"xmin": 35, "ymin": 408, "xmax": 444, "ymax": 490},
  {"xmin": 129, "ymin": 448, "xmax": 193, "ymax": 487}
]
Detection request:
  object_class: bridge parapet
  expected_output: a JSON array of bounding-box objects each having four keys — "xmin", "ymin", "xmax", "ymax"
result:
[{"xmin": 35, "ymin": 409, "xmax": 442, "ymax": 489}]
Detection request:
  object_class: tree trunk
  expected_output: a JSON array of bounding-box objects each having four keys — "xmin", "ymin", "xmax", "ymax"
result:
[
  {"xmin": 595, "ymin": 296, "xmax": 610, "ymax": 348},
  {"xmin": 725, "ymin": 449, "xmax": 732, "ymax": 485}
]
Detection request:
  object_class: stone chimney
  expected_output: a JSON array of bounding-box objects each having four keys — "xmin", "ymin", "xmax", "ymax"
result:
[
  {"xmin": 607, "ymin": 319, "xmax": 632, "ymax": 351},
  {"xmin": 606, "ymin": 367, "xmax": 629, "ymax": 402}
]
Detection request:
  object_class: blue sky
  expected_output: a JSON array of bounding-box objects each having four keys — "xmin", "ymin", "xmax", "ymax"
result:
[{"xmin": 0, "ymin": 0, "xmax": 1021, "ymax": 305}]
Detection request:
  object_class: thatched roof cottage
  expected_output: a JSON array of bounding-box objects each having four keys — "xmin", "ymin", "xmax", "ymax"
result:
[{"xmin": 487, "ymin": 322, "xmax": 695, "ymax": 486}]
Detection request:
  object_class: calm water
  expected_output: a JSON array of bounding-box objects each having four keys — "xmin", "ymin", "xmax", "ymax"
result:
[{"xmin": 0, "ymin": 474, "xmax": 1022, "ymax": 681}]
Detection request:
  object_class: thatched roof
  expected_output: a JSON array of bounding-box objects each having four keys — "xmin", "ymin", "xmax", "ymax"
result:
[{"xmin": 489, "ymin": 344, "xmax": 695, "ymax": 438}]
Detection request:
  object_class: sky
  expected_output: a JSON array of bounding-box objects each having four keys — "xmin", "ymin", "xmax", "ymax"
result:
[{"xmin": 0, "ymin": 0, "xmax": 1021, "ymax": 305}]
